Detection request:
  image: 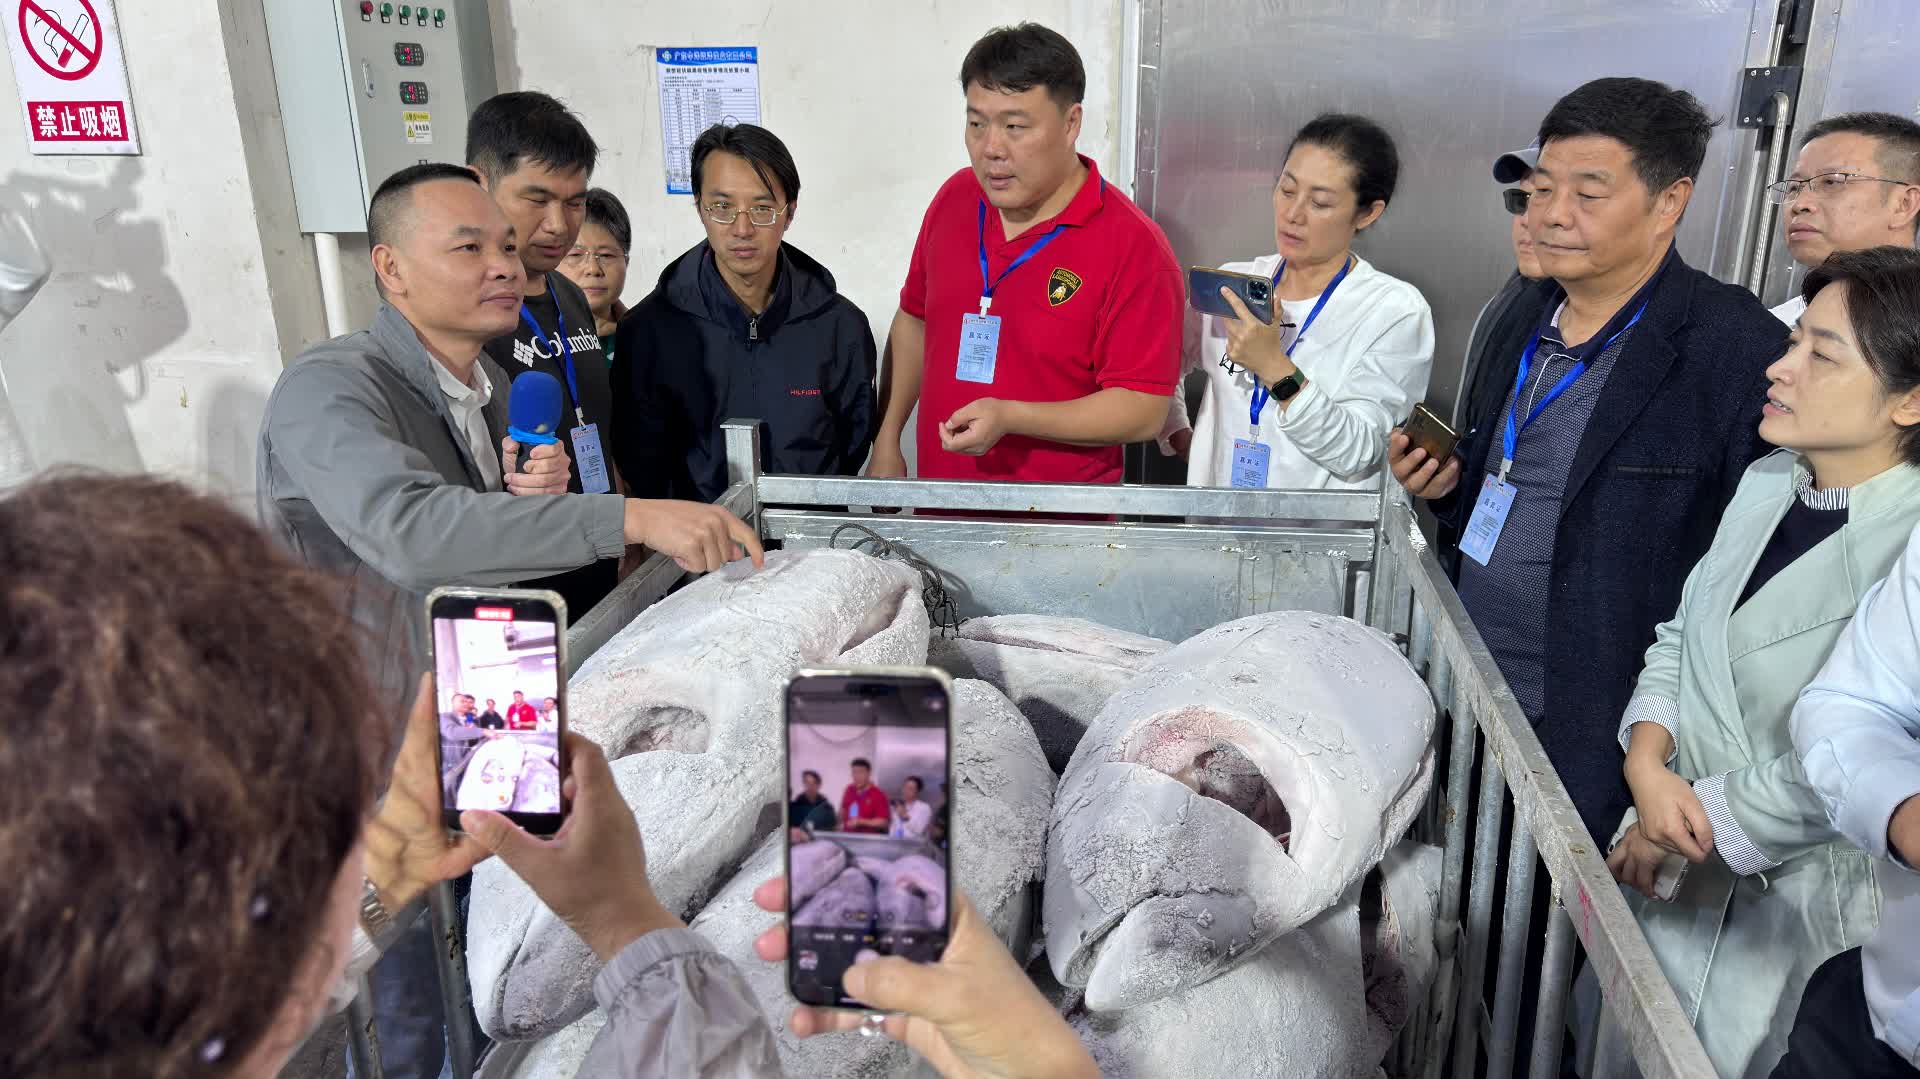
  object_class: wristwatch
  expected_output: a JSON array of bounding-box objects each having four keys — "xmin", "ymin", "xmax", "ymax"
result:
[
  {"xmin": 359, "ymin": 879, "xmax": 395, "ymax": 939},
  {"xmin": 1270, "ymin": 370, "xmax": 1306, "ymax": 403}
]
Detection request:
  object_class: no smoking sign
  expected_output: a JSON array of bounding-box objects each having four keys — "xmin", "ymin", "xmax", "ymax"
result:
[{"xmin": 4, "ymin": 0, "xmax": 140, "ymax": 154}]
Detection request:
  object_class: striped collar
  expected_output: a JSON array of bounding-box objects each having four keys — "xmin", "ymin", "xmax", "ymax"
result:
[{"xmin": 1794, "ymin": 468, "xmax": 1850, "ymax": 511}]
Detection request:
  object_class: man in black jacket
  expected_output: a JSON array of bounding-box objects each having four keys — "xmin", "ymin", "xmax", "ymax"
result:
[
  {"xmin": 614, "ymin": 124, "xmax": 877, "ymax": 501},
  {"xmin": 1389, "ymin": 78, "xmax": 1787, "ymax": 841}
]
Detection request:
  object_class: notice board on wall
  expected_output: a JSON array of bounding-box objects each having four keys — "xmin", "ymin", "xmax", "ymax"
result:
[{"xmin": 655, "ymin": 46, "xmax": 759, "ymax": 195}]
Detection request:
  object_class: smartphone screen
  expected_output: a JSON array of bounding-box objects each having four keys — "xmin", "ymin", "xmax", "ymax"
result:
[
  {"xmin": 430, "ymin": 588, "xmax": 569, "ymax": 837},
  {"xmin": 785, "ymin": 668, "xmax": 953, "ymax": 1009}
]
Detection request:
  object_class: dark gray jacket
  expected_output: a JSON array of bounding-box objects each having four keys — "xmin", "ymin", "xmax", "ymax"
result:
[{"xmin": 256, "ymin": 304, "xmax": 627, "ymax": 717}]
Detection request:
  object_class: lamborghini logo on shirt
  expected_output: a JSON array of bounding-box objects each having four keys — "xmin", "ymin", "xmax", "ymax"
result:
[{"xmin": 1048, "ymin": 267, "xmax": 1083, "ymax": 307}]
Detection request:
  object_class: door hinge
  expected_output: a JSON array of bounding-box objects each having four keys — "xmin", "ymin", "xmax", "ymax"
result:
[{"xmin": 1737, "ymin": 66, "xmax": 1802, "ymax": 129}]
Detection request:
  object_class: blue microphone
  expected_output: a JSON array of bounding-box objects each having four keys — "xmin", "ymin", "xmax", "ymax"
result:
[{"xmin": 506, "ymin": 371, "xmax": 565, "ymax": 476}]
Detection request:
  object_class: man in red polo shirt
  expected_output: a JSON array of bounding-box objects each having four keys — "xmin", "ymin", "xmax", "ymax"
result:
[
  {"xmin": 867, "ymin": 22, "xmax": 1182, "ymax": 486},
  {"xmin": 841, "ymin": 758, "xmax": 891, "ymax": 834},
  {"xmin": 505, "ymin": 690, "xmax": 538, "ymax": 732}
]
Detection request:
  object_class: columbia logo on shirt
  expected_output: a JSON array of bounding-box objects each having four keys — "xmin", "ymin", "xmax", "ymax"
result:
[{"xmin": 511, "ymin": 330, "xmax": 605, "ymax": 367}]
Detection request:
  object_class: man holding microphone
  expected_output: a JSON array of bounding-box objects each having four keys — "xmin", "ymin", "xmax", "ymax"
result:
[
  {"xmin": 257, "ymin": 163, "xmax": 759, "ymax": 1079},
  {"xmin": 868, "ymin": 23, "xmax": 1182, "ymax": 487}
]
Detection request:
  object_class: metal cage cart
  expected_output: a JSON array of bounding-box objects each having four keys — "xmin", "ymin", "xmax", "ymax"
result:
[{"xmin": 364, "ymin": 421, "xmax": 1711, "ymax": 1078}]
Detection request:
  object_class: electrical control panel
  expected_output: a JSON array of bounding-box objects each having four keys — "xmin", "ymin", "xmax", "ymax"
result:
[{"xmin": 264, "ymin": 0, "xmax": 498, "ymax": 233}]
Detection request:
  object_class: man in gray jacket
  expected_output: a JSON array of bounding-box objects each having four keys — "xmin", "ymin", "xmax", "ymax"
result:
[
  {"xmin": 1785, "ymin": 522, "xmax": 1920, "ymax": 1077},
  {"xmin": 257, "ymin": 162, "xmax": 760, "ymax": 1078},
  {"xmin": 259, "ymin": 163, "xmax": 761, "ymax": 723}
]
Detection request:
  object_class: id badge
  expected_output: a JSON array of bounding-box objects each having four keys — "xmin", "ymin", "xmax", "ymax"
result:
[
  {"xmin": 572, "ymin": 422, "xmax": 612, "ymax": 494},
  {"xmin": 957, "ymin": 313, "xmax": 1001, "ymax": 385},
  {"xmin": 1460, "ymin": 474, "xmax": 1516, "ymax": 567},
  {"xmin": 1231, "ymin": 438, "xmax": 1272, "ymax": 488}
]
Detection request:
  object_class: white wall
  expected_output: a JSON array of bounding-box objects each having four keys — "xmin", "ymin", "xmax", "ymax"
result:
[
  {"xmin": 496, "ymin": 0, "xmax": 1126, "ymax": 359},
  {"xmin": 0, "ymin": 0, "xmax": 329, "ymax": 504}
]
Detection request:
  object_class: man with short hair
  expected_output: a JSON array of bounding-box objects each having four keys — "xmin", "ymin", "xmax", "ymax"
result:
[
  {"xmin": 257, "ymin": 163, "xmax": 762, "ymax": 1079},
  {"xmin": 506, "ymin": 690, "xmax": 537, "ymax": 731},
  {"xmin": 1389, "ymin": 77, "xmax": 1785, "ymax": 838},
  {"xmin": 538, "ymin": 696, "xmax": 559, "ymax": 732},
  {"xmin": 1769, "ymin": 111, "xmax": 1920, "ymax": 323},
  {"xmin": 476, "ymin": 697, "xmax": 504, "ymax": 729},
  {"xmin": 869, "ymin": 23, "xmax": 1182, "ymax": 486},
  {"xmin": 469, "ymin": 92, "xmax": 622, "ymax": 616},
  {"xmin": 613, "ymin": 123, "xmax": 876, "ymax": 502},
  {"xmin": 841, "ymin": 758, "xmax": 890, "ymax": 834}
]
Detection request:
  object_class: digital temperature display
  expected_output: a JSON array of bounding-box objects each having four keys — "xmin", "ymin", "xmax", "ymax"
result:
[
  {"xmin": 394, "ymin": 43, "xmax": 425, "ymax": 66},
  {"xmin": 399, "ymin": 81, "xmax": 430, "ymax": 105}
]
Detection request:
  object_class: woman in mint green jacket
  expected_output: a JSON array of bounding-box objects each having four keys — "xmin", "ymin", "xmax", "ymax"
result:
[{"xmin": 1608, "ymin": 247, "xmax": 1920, "ymax": 1078}]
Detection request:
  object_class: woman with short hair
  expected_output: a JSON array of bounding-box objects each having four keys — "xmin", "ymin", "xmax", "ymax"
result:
[{"xmin": 1607, "ymin": 246, "xmax": 1920, "ymax": 1076}]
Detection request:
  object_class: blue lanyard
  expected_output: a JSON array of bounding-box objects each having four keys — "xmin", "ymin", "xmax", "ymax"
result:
[
  {"xmin": 1249, "ymin": 255, "xmax": 1353, "ymax": 429},
  {"xmin": 1498, "ymin": 300, "xmax": 1648, "ymax": 483},
  {"xmin": 977, "ymin": 203, "xmax": 1068, "ymax": 310},
  {"xmin": 519, "ymin": 300, "xmax": 584, "ymax": 426}
]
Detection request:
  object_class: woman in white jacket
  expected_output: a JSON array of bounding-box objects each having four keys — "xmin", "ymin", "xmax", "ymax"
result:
[{"xmin": 1172, "ymin": 113, "xmax": 1435, "ymax": 492}]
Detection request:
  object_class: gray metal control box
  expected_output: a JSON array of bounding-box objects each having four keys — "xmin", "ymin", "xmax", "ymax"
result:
[{"xmin": 264, "ymin": 0, "xmax": 497, "ymax": 233}]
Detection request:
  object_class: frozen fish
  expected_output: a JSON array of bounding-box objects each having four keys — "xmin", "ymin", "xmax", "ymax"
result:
[
  {"xmin": 931, "ymin": 615, "xmax": 1172, "ymax": 773},
  {"xmin": 1072, "ymin": 901, "xmax": 1378, "ymax": 1079},
  {"xmin": 790, "ymin": 835, "xmax": 849, "ymax": 909},
  {"xmin": 1045, "ymin": 611, "xmax": 1436, "ymax": 1012},
  {"xmin": 795, "ymin": 865, "xmax": 877, "ymax": 930},
  {"xmin": 567, "ymin": 549, "xmax": 928, "ymax": 759},
  {"xmin": 457, "ymin": 736, "xmax": 526, "ymax": 812}
]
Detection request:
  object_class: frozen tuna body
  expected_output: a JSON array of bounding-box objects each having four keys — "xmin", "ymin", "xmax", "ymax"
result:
[
  {"xmin": 467, "ymin": 548, "xmax": 931, "ymax": 1041},
  {"xmin": 931, "ymin": 615, "xmax": 1172, "ymax": 773},
  {"xmin": 791, "ymin": 834, "xmax": 849, "ymax": 908},
  {"xmin": 1045, "ymin": 611, "xmax": 1435, "ymax": 1012},
  {"xmin": 1072, "ymin": 901, "xmax": 1377, "ymax": 1079},
  {"xmin": 566, "ymin": 549, "xmax": 928, "ymax": 758}
]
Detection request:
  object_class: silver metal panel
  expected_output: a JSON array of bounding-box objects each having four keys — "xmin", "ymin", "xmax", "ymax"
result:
[
  {"xmin": 1140, "ymin": 0, "xmax": 1775, "ymax": 418},
  {"xmin": 766, "ymin": 512, "xmax": 1373, "ymax": 639},
  {"xmin": 756, "ymin": 474, "xmax": 1379, "ymax": 522}
]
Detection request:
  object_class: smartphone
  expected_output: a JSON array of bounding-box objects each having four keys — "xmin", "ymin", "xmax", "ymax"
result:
[
  {"xmin": 1188, "ymin": 266, "xmax": 1277, "ymax": 324},
  {"xmin": 1402, "ymin": 402, "xmax": 1461, "ymax": 463},
  {"xmin": 429, "ymin": 587, "xmax": 570, "ymax": 837},
  {"xmin": 785, "ymin": 666, "xmax": 954, "ymax": 1009}
]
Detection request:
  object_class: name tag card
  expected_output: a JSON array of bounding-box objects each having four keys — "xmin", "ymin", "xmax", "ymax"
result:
[
  {"xmin": 1231, "ymin": 438, "xmax": 1272, "ymax": 488},
  {"xmin": 957, "ymin": 313, "xmax": 1001, "ymax": 385},
  {"xmin": 572, "ymin": 423, "xmax": 612, "ymax": 494},
  {"xmin": 1460, "ymin": 474, "xmax": 1516, "ymax": 567}
]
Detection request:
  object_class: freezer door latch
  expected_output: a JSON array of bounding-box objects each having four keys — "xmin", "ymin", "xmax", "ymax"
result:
[{"xmin": 1737, "ymin": 66, "xmax": 1802, "ymax": 129}]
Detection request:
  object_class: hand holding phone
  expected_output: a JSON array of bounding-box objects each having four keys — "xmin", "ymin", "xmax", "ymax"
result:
[
  {"xmin": 752, "ymin": 879, "xmax": 1100, "ymax": 1079},
  {"xmin": 1401, "ymin": 402, "xmax": 1460, "ymax": 464},
  {"xmin": 461, "ymin": 735, "xmax": 683, "ymax": 961}
]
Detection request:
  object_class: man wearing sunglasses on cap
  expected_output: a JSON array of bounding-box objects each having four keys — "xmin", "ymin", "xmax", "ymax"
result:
[
  {"xmin": 1452, "ymin": 141, "xmax": 1552, "ymax": 427},
  {"xmin": 1769, "ymin": 112, "xmax": 1920, "ymax": 325}
]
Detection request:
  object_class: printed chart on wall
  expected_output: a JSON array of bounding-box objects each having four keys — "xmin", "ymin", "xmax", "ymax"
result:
[
  {"xmin": 3, "ymin": 0, "xmax": 139, "ymax": 154},
  {"xmin": 656, "ymin": 46, "xmax": 759, "ymax": 195}
]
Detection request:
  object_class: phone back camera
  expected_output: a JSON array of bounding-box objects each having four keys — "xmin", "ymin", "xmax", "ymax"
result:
[{"xmin": 1248, "ymin": 281, "xmax": 1270, "ymax": 302}]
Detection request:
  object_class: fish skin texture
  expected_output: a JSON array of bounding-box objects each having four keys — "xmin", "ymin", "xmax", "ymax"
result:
[{"xmin": 1045, "ymin": 610, "xmax": 1436, "ymax": 1012}]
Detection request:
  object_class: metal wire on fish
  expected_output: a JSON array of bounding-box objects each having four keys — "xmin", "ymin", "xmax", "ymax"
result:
[{"xmin": 826, "ymin": 523, "xmax": 965, "ymax": 638}]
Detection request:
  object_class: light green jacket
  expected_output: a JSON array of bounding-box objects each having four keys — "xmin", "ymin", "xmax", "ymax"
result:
[{"xmin": 1615, "ymin": 450, "xmax": 1920, "ymax": 1078}]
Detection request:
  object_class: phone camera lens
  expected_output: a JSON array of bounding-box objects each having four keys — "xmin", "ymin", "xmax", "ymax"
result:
[{"xmin": 1249, "ymin": 281, "xmax": 1269, "ymax": 301}]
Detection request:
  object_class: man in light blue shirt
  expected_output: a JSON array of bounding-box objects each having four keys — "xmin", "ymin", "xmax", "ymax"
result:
[{"xmin": 1785, "ymin": 522, "xmax": 1920, "ymax": 1076}]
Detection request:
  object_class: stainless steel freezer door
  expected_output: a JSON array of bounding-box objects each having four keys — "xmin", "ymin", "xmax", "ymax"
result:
[
  {"xmin": 1759, "ymin": 0, "xmax": 1920, "ymax": 309},
  {"xmin": 1136, "ymin": 0, "xmax": 1779, "ymax": 421}
]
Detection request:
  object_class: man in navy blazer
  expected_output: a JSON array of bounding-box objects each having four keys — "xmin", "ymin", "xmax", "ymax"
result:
[{"xmin": 1390, "ymin": 78, "xmax": 1788, "ymax": 841}]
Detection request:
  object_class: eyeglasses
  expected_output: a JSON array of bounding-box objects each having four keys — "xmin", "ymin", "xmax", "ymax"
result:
[
  {"xmin": 1502, "ymin": 188, "xmax": 1531, "ymax": 216},
  {"xmin": 562, "ymin": 249, "xmax": 626, "ymax": 270},
  {"xmin": 1766, "ymin": 172, "xmax": 1912, "ymax": 204},
  {"xmin": 703, "ymin": 203, "xmax": 788, "ymax": 227}
]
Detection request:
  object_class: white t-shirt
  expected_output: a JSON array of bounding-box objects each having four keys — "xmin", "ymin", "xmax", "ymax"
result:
[
  {"xmin": 1174, "ymin": 253, "xmax": 1435, "ymax": 492},
  {"xmin": 1771, "ymin": 294, "xmax": 1807, "ymax": 326},
  {"xmin": 432, "ymin": 357, "xmax": 502, "ymax": 491}
]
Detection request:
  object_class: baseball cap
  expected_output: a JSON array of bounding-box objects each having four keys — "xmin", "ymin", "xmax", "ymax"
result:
[{"xmin": 1493, "ymin": 139, "xmax": 1541, "ymax": 184}]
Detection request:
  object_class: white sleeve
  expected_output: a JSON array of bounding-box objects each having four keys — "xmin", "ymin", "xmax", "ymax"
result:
[
  {"xmin": 1272, "ymin": 299, "xmax": 1435, "ymax": 483},
  {"xmin": 1792, "ymin": 524, "xmax": 1920, "ymax": 865},
  {"xmin": 0, "ymin": 211, "xmax": 51, "ymax": 329}
]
